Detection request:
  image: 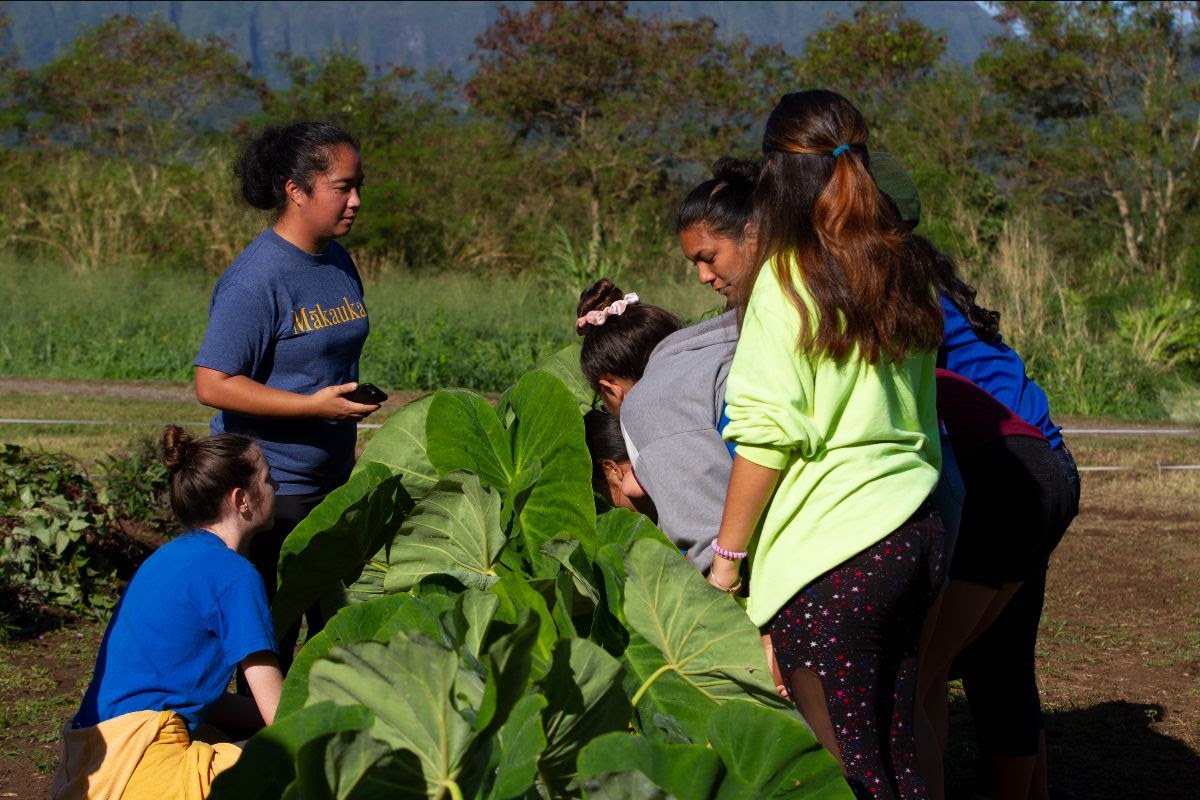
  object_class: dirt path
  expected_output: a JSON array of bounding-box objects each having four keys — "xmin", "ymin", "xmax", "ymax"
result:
[{"xmin": 0, "ymin": 377, "xmax": 431, "ymax": 410}]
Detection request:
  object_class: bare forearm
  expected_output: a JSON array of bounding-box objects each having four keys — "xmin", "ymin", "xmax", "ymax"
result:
[
  {"xmin": 196, "ymin": 369, "xmax": 316, "ymax": 417},
  {"xmin": 195, "ymin": 367, "xmax": 377, "ymax": 422},
  {"xmin": 716, "ymin": 455, "xmax": 780, "ymax": 552},
  {"xmin": 708, "ymin": 455, "xmax": 780, "ymax": 590},
  {"xmin": 242, "ymin": 653, "xmax": 284, "ymax": 726}
]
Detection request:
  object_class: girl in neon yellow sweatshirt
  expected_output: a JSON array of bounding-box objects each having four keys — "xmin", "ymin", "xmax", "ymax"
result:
[{"xmin": 710, "ymin": 90, "xmax": 946, "ymax": 800}]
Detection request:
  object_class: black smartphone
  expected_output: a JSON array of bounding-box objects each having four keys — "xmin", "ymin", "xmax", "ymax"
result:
[{"xmin": 343, "ymin": 382, "xmax": 388, "ymax": 404}]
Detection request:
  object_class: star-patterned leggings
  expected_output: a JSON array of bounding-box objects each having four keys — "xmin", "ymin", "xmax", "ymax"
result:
[{"xmin": 767, "ymin": 505, "xmax": 945, "ymax": 800}]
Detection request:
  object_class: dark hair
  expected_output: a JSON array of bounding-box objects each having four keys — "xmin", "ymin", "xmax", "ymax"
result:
[
  {"xmin": 749, "ymin": 90, "xmax": 943, "ymax": 364},
  {"xmin": 234, "ymin": 121, "xmax": 360, "ymax": 215},
  {"xmin": 161, "ymin": 425, "xmax": 262, "ymax": 529},
  {"xmin": 915, "ymin": 235, "xmax": 1001, "ymax": 343},
  {"xmin": 583, "ymin": 409, "xmax": 629, "ymax": 486},
  {"xmin": 675, "ymin": 157, "xmax": 760, "ymax": 241},
  {"xmin": 576, "ymin": 278, "xmax": 683, "ymax": 390}
]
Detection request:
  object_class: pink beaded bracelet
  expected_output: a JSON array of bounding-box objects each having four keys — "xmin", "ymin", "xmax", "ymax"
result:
[{"xmin": 711, "ymin": 541, "xmax": 748, "ymax": 560}]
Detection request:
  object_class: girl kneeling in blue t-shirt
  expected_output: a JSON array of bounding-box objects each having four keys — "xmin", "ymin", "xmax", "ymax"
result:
[{"xmin": 53, "ymin": 426, "xmax": 283, "ymax": 799}]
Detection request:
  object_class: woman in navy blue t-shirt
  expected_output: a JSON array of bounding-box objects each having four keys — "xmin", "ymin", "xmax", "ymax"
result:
[{"xmin": 194, "ymin": 122, "xmax": 380, "ymax": 668}]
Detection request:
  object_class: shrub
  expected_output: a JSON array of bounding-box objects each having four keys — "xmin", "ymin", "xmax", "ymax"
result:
[{"xmin": 0, "ymin": 446, "xmax": 130, "ymax": 631}]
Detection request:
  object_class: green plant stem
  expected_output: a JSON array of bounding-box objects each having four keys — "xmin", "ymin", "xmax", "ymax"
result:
[
  {"xmin": 444, "ymin": 779, "xmax": 464, "ymax": 800},
  {"xmin": 630, "ymin": 663, "xmax": 674, "ymax": 708}
]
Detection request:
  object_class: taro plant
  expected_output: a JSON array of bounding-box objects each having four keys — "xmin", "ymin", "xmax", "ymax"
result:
[{"xmin": 211, "ymin": 348, "xmax": 852, "ymax": 799}]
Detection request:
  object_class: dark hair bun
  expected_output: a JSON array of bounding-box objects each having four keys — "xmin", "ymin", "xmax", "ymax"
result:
[
  {"xmin": 576, "ymin": 278, "xmax": 627, "ymax": 331},
  {"xmin": 234, "ymin": 122, "xmax": 359, "ymax": 213},
  {"xmin": 712, "ymin": 157, "xmax": 760, "ymax": 184},
  {"xmin": 234, "ymin": 126, "xmax": 285, "ymax": 210},
  {"xmin": 161, "ymin": 424, "xmax": 194, "ymax": 472}
]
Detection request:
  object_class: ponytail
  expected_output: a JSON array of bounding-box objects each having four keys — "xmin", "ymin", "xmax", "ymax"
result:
[{"xmin": 750, "ymin": 90, "xmax": 943, "ymax": 364}]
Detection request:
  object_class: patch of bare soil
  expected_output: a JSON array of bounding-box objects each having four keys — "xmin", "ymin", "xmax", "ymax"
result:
[
  {"xmin": 0, "ymin": 624, "xmax": 104, "ymax": 798},
  {"xmin": 1020, "ymin": 472, "xmax": 1200, "ymax": 800},
  {"xmin": 0, "ymin": 377, "xmax": 430, "ymax": 410}
]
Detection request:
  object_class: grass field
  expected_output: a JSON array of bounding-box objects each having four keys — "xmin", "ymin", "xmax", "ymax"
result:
[
  {"xmin": 0, "ymin": 382, "xmax": 1197, "ymax": 798},
  {"xmin": 0, "ymin": 259, "xmax": 721, "ymax": 392}
]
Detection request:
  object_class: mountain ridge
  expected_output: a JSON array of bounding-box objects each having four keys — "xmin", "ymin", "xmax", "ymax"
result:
[{"xmin": 2, "ymin": 1, "xmax": 1006, "ymax": 85}]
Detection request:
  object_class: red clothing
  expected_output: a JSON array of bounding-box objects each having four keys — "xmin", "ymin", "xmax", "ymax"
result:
[{"xmin": 936, "ymin": 368, "xmax": 1045, "ymax": 458}]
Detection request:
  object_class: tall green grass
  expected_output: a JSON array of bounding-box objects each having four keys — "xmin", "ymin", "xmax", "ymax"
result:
[
  {"xmin": 2, "ymin": 246, "xmax": 1187, "ymax": 419},
  {"xmin": 962, "ymin": 218, "xmax": 1183, "ymax": 420},
  {"xmin": 0, "ymin": 258, "xmax": 719, "ymax": 391}
]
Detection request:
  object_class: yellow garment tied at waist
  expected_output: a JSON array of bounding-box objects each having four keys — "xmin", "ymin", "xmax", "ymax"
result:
[{"xmin": 52, "ymin": 709, "xmax": 241, "ymax": 800}]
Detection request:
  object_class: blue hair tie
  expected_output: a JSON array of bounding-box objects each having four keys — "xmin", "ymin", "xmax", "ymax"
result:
[{"xmin": 832, "ymin": 144, "xmax": 851, "ymax": 158}]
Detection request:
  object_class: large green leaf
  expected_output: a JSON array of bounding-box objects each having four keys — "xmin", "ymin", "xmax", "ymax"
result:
[
  {"xmin": 575, "ymin": 703, "xmax": 848, "ymax": 800},
  {"xmin": 209, "ymin": 702, "xmax": 373, "ymax": 800},
  {"xmin": 577, "ymin": 732, "xmax": 721, "ymax": 800},
  {"xmin": 594, "ymin": 507, "xmax": 672, "ymax": 552},
  {"xmin": 273, "ymin": 464, "xmax": 413, "ymax": 637},
  {"xmin": 311, "ymin": 729, "xmax": 422, "ymax": 800},
  {"xmin": 306, "ymin": 635, "xmax": 484, "ymax": 800},
  {"xmin": 278, "ymin": 594, "xmax": 449, "ymax": 718},
  {"xmin": 541, "ymin": 536, "xmax": 600, "ymax": 605},
  {"xmin": 438, "ymin": 588, "xmax": 503, "ymax": 662},
  {"xmin": 487, "ymin": 694, "xmax": 548, "ymax": 800},
  {"xmin": 622, "ymin": 539, "xmax": 791, "ymax": 742},
  {"xmin": 538, "ymin": 638, "xmax": 631, "ymax": 796},
  {"xmin": 426, "ymin": 390, "xmax": 515, "ymax": 501},
  {"xmin": 478, "ymin": 610, "xmax": 541, "ymax": 737},
  {"xmin": 383, "ymin": 473, "xmax": 506, "ymax": 592},
  {"xmin": 504, "ymin": 370, "xmax": 596, "ymax": 568},
  {"xmin": 528, "ymin": 342, "xmax": 592, "ymax": 413},
  {"xmin": 353, "ymin": 394, "xmax": 438, "ymax": 498},
  {"xmin": 428, "ymin": 372, "xmax": 595, "ymax": 576},
  {"xmin": 707, "ymin": 701, "xmax": 851, "ymax": 799},
  {"xmin": 490, "ymin": 574, "xmax": 558, "ymax": 681},
  {"xmin": 580, "ymin": 770, "xmax": 675, "ymax": 800}
]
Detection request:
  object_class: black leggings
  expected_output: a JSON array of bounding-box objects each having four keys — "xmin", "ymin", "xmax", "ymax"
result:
[
  {"xmin": 768, "ymin": 505, "xmax": 945, "ymax": 800},
  {"xmin": 956, "ymin": 445, "xmax": 1081, "ymax": 757}
]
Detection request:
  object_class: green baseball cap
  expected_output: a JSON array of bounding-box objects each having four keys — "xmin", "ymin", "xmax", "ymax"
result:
[{"xmin": 872, "ymin": 151, "xmax": 921, "ymax": 228}]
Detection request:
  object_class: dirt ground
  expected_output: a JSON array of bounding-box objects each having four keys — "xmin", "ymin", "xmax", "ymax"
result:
[
  {"xmin": 0, "ymin": 377, "xmax": 431, "ymax": 409},
  {"xmin": 0, "ymin": 387, "xmax": 1196, "ymax": 798}
]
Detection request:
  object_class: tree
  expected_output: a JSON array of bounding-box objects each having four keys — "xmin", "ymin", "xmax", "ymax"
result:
[
  {"xmin": 977, "ymin": 1, "xmax": 1200, "ymax": 283},
  {"xmin": 799, "ymin": 1, "xmax": 947, "ymax": 126},
  {"xmin": 794, "ymin": 5, "xmax": 1007, "ymax": 259},
  {"xmin": 0, "ymin": 4, "xmax": 23, "ymax": 136},
  {"xmin": 21, "ymin": 15, "xmax": 262, "ymax": 161},
  {"xmin": 466, "ymin": 1, "xmax": 786, "ymax": 273}
]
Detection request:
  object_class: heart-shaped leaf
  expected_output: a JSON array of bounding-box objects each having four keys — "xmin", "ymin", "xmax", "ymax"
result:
[
  {"xmin": 383, "ymin": 472, "xmax": 506, "ymax": 592},
  {"xmin": 707, "ymin": 701, "xmax": 851, "ymax": 798},
  {"xmin": 538, "ymin": 638, "xmax": 630, "ymax": 795},
  {"xmin": 306, "ymin": 635, "xmax": 484, "ymax": 800},
  {"xmin": 578, "ymin": 732, "xmax": 721, "ymax": 800},
  {"xmin": 353, "ymin": 394, "xmax": 438, "ymax": 498},
  {"xmin": 622, "ymin": 539, "xmax": 791, "ymax": 742},
  {"xmin": 278, "ymin": 593, "xmax": 450, "ymax": 718},
  {"xmin": 273, "ymin": 464, "xmax": 412, "ymax": 637}
]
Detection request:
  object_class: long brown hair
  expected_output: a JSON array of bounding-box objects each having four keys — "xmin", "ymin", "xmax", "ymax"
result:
[
  {"xmin": 161, "ymin": 425, "xmax": 262, "ymax": 529},
  {"xmin": 747, "ymin": 90, "xmax": 943, "ymax": 364}
]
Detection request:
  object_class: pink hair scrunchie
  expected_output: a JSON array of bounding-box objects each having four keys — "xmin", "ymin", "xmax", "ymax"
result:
[{"xmin": 576, "ymin": 293, "xmax": 640, "ymax": 330}]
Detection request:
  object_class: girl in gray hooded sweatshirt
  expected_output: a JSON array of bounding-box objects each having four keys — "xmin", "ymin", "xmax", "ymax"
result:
[{"xmin": 575, "ymin": 159, "xmax": 759, "ymax": 572}]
